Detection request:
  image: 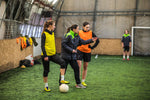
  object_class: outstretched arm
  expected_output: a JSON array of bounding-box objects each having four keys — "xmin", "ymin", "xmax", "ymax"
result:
[
  {"xmin": 78, "ymin": 37, "xmax": 96, "ymax": 46},
  {"xmin": 89, "ymin": 32, "xmax": 100, "ymax": 49}
]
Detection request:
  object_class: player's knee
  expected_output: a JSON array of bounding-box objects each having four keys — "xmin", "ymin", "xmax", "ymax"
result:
[
  {"xmin": 60, "ymin": 65, "xmax": 66, "ymax": 69},
  {"xmin": 60, "ymin": 60, "xmax": 66, "ymax": 69},
  {"xmin": 43, "ymin": 70, "xmax": 49, "ymax": 77},
  {"xmin": 83, "ymin": 66, "xmax": 87, "ymax": 70}
]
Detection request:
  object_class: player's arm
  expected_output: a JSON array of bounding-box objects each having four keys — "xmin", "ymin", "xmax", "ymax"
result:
[
  {"xmin": 89, "ymin": 32, "xmax": 99, "ymax": 49},
  {"xmin": 121, "ymin": 36, "xmax": 124, "ymax": 48},
  {"xmin": 129, "ymin": 36, "xmax": 131, "ymax": 47},
  {"xmin": 41, "ymin": 33, "xmax": 47, "ymax": 57},
  {"xmin": 61, "ymin": 35, "xmax": 74, "ymax": 53},
  {"xmin": 78, "ymin": 37, "xmax": 94, "ymax": 46}
]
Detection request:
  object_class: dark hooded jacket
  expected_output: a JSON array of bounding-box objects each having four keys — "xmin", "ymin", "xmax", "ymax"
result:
[{"xmin": 61, "ymin": 30, "xmax": 93, "ymax": 60}]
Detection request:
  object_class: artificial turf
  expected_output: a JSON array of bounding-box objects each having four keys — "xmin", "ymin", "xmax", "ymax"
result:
[{"xmin": 0, "ymin": 55, "xmax": 150, "ymax": 100}]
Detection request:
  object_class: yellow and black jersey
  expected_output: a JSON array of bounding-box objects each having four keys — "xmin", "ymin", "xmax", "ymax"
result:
[{"xmin": 41, "ymin": 29, "xmax": 56, "ymax": 56}]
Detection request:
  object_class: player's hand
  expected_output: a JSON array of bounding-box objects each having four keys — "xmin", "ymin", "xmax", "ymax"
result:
[
  {"xmin": 92, "ymin": 37, "xmax": 98, "ymax": 41},
  {"xmin": 88, "ymin": 45, "xmax": 94, "ymax": 49},
  {"xmin": 72, "ymin": 49, "xmax": 77, "ymax": 53},
  {"xmin": 44, "ymin": 57, "xmax": 48, "ymax": 61}
]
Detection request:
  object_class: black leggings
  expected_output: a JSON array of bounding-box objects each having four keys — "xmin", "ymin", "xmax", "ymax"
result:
[
  {"xmin": 42, "ymin": 54, "xmax": 65, "ymax": 77},
  {"xmin": 59, "ymin": 59, "xmax": 81, "ymax": 84}
]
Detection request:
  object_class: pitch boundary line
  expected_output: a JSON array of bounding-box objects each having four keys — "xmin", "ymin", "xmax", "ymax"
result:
[{"xmin": 94, "ymin": 57, "xmax": 150, "ymax": 61}]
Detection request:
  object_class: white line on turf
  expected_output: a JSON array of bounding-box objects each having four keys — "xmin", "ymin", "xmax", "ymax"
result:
[{"xmin": 96, "ymin": 57, "xmax": 150, "ymax": 61}]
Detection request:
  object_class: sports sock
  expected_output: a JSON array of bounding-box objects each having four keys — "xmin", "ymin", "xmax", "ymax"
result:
[
  {"xmin": 123, "ymin": 56, "xmax": 125, "ymax": 59},
  {"xmin": 127, "ymin": 56, "xmax": 129, "ymax": 59},
  {"xmin": 45, "ymin": 83, "xmax": 48, "ymax": 88},
  {"xmin": 82, "ymin": 79, "xmax": 85, "ymax": 82},
  {"xmin": 61, "ymin": 75, "xmax": 64, "ymax": 81}
]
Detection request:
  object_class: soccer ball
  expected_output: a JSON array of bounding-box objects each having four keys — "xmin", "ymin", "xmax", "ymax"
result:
[{"xmin": 59, "ymin": 84, "xmax": 69, "ymax": 93}]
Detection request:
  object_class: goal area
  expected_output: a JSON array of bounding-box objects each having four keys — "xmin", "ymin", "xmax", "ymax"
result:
[{"xmin": 131, "ymin": 26, "xmax": 150, "ymax": 56}]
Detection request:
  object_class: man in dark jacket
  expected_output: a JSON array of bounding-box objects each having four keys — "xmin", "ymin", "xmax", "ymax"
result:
[
  {"xmin": 59, "ymin": 24, "xmax": 97, "ymax": 88},
  {"xmin": 122, "ymin": 29, "xmax": 131, "ymax": 60}
]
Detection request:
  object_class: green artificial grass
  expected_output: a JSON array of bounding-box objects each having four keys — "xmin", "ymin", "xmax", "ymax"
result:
[{"xmin": 0, "ymin": 55, "xmax": 150, "ymax": 100}]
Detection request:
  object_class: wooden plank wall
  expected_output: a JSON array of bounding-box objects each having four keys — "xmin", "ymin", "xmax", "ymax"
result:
[
  {"xmin": 0, "ymin": 39, "xmax": 33, "ymax": 73},
  {"xmin": 55, "ymin": 38, "xmax": 126, "ymax": 55},
  {"xmin": 0, "ymin": 38, "xmax": 129, "ymax": 73}
]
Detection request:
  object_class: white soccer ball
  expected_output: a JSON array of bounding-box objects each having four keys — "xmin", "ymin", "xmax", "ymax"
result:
[{"xmin": 59, "ymin": 84, "xmax": 69, "ymax": 93}]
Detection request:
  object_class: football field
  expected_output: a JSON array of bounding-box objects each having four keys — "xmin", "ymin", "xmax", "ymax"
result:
[{"xmin": 0, "ymin": 55, "xmax": 150, "ymax": 100}]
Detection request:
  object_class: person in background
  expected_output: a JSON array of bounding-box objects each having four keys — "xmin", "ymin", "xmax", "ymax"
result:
[
  {"xmin": 122, "ymin": 29, "xmax": 131, "ymax": 60},
  {"xmin": 77, "ymin": 22, "xmax": 99, "ymax": 87},
  {"xmin": 60, "ymin": 24, "xmax": 97, "ymax": 88}
]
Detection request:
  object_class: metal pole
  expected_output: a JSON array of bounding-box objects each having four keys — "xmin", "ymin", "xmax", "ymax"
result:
[
  {"xmin": 0, "ymin": 0, "xmax": 11, "ymax": 27},
  {"xmin": 29, "ymin": 13, "xmax": 38, "ymax": 37},
  {"xmin": 133, "ymin": 0, "xmax": 139, "ymax": 26},
  {"xmin": 55, "ymin": 0, "xmax": 64, "ymax": 32},
  {"xmin": 92, "ymin": 0, "xmax": 98, "ymax": 32},
  {"xmin": 132, "ymin": 0, "xmax": 139, "ymax": 56},
  {"xmin": 9, "ymin": 0, "xmax": 17, "ymax": 19},
  {"xmin": 14, "ymin": 0, "xmax": 23, "ymax": 20},
  {"xmin": 31, "ymin": 4, "xmax": 40, "ymax": 37},
  {"xmin": 24, "ymin": 2, "xmax": 33, "ymax": 36},
  {"xmin": 57, "ymin": 10, "xmax": 150, "ymax": 13},
  {"xmin": 59, "ymin": 13, "xmax": 150, "ymax": 16},
  {"xmin": 0, "ymin": 0, "xmax": 2, "ymax": 6},
  {"xmin": 53, "ymin": 0, "xmax": 61, "ymax": 10},
  {"xmin": 131, "ymin": 27, "xmax": 134, "ymax": 56},
  {"xmin": 34, "ymin": 7, "xmax": 44, "ymax": 37},
  {"xmin": 26, "ymin": 3, "xmax": 38, "ymax": 36}
]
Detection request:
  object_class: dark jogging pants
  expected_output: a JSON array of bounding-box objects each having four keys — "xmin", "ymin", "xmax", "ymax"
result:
[
  {"xmin": 59, "ymin": 59, "xmax": 81, "ymax": 85},
  {"xmin": 42, "ymin": 54, "xmax": 65, "ymax": 77}
]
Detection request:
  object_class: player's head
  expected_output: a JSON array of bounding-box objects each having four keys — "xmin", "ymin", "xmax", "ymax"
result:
[
  {"xmin": 125, "ymin": 29, "xmax": 129, "ymax": 34},
  {"xmin": 83, "ymin": 22, "xmax": 90, "ymax": 32},
  {"xmin": 67, "ymin": 24, "xmax": 79, "ymax": 34},
  {"xmin": 43, "ymin": 20, "xmax": 56, "ymax": 32}
]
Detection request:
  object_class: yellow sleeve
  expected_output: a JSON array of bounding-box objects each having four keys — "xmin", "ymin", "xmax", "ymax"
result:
[{"xmin": 29, "ymin": 38, "xmax": 33, "ymax": 46}]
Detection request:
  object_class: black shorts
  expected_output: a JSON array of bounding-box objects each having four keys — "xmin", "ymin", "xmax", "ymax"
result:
[
  {"xmin": 42, "ymin": 54, "xmax": 65, "ymax": 73},
  {"xmin": 77, "ymin": 50, "xmax": 91, "ymax": 62},
  {"xmin": 124, "ymin": 46, "xmax": 129, "ymax": 52}
]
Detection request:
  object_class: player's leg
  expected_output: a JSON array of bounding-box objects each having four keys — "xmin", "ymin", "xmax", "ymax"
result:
[
  {"xmin": 126, "ymin": 46, "xmax": 130, "ymax": 60},
  {"xmin": 77, "ymin": 50, "xmax": 83, "ymax": 75},
  {"xmin": 50, "ymin": 54, "xmax": 69, "ymax": 84},
  {"xmin": 70, "ymin": 60, "xmax": 86, "ymax": 88},
  {"xmin": 123, "ymin": 47, "xmax": 126, "ymax": 60},
  {"xmin": 123, "ymin": 51, "xmax": 125, "ymax": 60},
  {"xmin": 42, "ymin": 56, "xmax": 51, "ymax": 92},
  {"xmin": 60, "ymin": 60, "xmax": 69, "ymax": 84},
  {"xmin": 82, "ymin": 62, "xmax": 88, "ymax": 86},
  {"xmin": 77, "ymin": 60, "xmax": 82, "ymax": 75},
  {"xmin": 123, "ymin": 46, "xmax": 127, "ymax": 60},
  {"xmin": 82, "ymin": 53, "xmax": 91, "ymax": 86}
]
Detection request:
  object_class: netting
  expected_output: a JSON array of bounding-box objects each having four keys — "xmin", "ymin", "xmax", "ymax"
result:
[
  {"xmin": 3, "ymin": 20, "xmax": 21, "ymax": 39},
  {"xmin": 54, "ymin": 0, "xmax": 150, "ymax": 39},
  {"xmin": 134, "ymin": 28, "xmax": 150, "ymax": 56}
]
